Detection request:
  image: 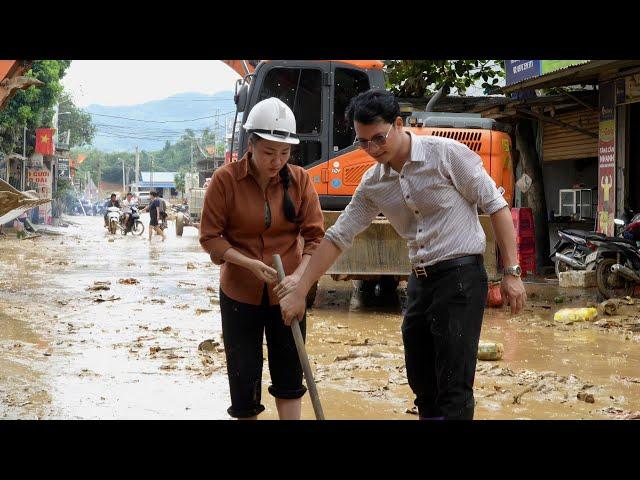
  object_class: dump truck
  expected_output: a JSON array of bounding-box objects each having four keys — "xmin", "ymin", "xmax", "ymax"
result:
[{"xmin": 223, "ymin": 60, "xmax": 514, "ymax": 304}]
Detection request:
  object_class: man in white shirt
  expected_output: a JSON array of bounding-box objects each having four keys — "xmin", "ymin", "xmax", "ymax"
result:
[{"xmin": 277, "ymin": 89, "xmax": 527, "ymax": 420}]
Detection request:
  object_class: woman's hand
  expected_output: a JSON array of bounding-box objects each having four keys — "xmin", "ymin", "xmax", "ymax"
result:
[
  {"xmin": 248, "ymin": 259, "xmax": 278, "ymax": 285},
  {"xmin": 274, "ymin": 274, "xmax": 300, "ymax": 301}
]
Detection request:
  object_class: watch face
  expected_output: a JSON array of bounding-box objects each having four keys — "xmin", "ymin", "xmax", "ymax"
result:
[{"xmin": 513, "ymin": 265, "xmax": 522, "ymax": 276}]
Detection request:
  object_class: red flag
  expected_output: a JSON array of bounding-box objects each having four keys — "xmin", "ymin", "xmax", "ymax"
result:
[{"xmin": 35, "ymin": 128, "xmax": 55, "ymax": 156}]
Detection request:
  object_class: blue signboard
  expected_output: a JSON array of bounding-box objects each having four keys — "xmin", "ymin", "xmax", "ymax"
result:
[{"xmin": 505, "ymin": 60, "xmax": 541, "ymax": 86}]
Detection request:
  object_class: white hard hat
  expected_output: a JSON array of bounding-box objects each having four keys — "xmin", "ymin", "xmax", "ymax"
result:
[{"xmin": 243, "ymin": 97, "xmax": 300, "ymax": 145}]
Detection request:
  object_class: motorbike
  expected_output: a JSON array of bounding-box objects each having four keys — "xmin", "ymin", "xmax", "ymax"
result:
[
  {"xmin": 120, "ymin": 205, "xmax": 145, "ymax": 236},
  {"xmin": 106, "ymin": 206, "xmax": 121, "ymax": 235},
  {"xmin": 591, "ymin": 215, "xmax": 640, "ymax": 299},
  {"xmin": 550, "ymin": 229, "xmax": 604, "ymax": 277}
]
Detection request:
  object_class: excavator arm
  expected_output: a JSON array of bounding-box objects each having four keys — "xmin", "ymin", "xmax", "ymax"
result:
[{"xmin": 221, "ymin": 60, "xmax": 260, "ymax": 79}]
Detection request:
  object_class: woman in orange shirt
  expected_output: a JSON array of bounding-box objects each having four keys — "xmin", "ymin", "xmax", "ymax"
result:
[{"xmin": 200, "ymin": 97, "xmax": 324, "ymax": 420}]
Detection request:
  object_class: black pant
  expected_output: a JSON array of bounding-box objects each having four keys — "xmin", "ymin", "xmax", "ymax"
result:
[
  {"xmin": 219, "ymin": 286, "xmax": 307, "ymax": 418},
  {"xmin": 402, "ymin": 262, "xmax": 488, "ymax": 420}
]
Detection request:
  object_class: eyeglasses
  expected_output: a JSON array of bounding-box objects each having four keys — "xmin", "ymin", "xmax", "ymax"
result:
[{"xmin": 353, "ymin": 124, "xmax": 394, "ymax": 150}]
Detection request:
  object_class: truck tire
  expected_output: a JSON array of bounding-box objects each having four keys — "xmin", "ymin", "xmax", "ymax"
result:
[
  {"xmin": 356, "ymin": 276, "xmax": 400, "ymax": 307},
  {"xmin": 176, "ymin": 214, "xmax": 184, "ymax": 236},
  {"xmin": 306, "ymin": 281, "xmax": 319, "ymax": 309}
]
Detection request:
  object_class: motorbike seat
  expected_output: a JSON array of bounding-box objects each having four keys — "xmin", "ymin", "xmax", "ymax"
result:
[{"xmin": 602, "ymin": 235, "xmax": 636, "ymax": 246}]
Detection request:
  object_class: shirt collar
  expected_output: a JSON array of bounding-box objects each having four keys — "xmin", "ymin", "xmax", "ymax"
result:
[{"xmin": 379, "ymin": 131, "xmax": 425, "ymax": 180}]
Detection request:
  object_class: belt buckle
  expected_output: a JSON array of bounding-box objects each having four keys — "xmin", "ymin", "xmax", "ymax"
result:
[{"xmin": 413, "ymin": 266, "xmax": 427, "ymax": 278}]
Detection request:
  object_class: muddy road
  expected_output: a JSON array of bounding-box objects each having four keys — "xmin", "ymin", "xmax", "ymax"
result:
[{"xmin": 1, "ymin": 215, "xmax": 639, "ymax": 419}]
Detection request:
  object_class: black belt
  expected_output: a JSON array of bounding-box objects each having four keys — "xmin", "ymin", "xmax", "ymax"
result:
[{"xmin": 412, "ymin": 255, "xmax": 483, "ymax": 279}]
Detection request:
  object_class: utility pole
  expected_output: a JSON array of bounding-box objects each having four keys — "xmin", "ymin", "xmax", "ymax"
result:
[
  {"xmin": 150, "ymin": 154, "xmax": 154, "ymax": 192},
  {"xmin": 135, "ymin": 146, "xmax": 140, "ymax": 195},
  {"xmin": 97, "ymin": 156, "xmax": 102, "ymax": 200},
  {"xmin": 190, "ymin": 141, "xmax": 194, "ymax": 173},
  {"xmin": 121, "ymin": 158, "xmax": 126, "ymax": 194},
  {"xmin": 22, "ymin": 124, "xmax": 27, "ymax": 190}
]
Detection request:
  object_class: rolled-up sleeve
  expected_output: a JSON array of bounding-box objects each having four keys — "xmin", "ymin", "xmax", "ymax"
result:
[
  {"xmin": 445, "ymin": 141, "xmax": 508, "ymax": 215},
  {"xmin": 324, "ymin": 178, "xmax": 379, "ymax": 252},
  {"xmin": 199, "ymin": 171, "xmax": 233, "ymax": 265},
  {"xmin": 298, "ymin": 171, "xmax": 325, "ymax": 256}
]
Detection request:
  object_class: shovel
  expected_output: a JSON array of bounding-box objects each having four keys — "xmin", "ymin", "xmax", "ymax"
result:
[{"xmin": 273, "ymin": 254, "xmax": 325, "ymax": 420}]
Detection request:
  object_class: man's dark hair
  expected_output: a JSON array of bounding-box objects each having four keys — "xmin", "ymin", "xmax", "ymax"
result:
[
  {"xmin": 345, "ymin": 89, "xmax": 400, "ymax": 126},
  {"xmin": 150, "ymin": 191, "xmax": 158, "ymax": 198},
  {"xmin": 110, "ymin": 193, "xmax": 116, "ymax": 198}
]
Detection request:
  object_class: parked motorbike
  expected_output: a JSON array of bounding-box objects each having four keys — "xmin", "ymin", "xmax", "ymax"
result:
[
  {"xmin": 591, "ymin": 217, "xmax": 640, "ymax": 299},
  {"xmin": 550, "ymin": 229, "xmax": 603, "ymax": 277}
]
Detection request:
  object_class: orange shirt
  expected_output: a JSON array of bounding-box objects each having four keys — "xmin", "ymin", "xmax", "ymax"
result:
[{"xmin": 199, "ymin": 153, "xmax": 324, "ymax": 306}]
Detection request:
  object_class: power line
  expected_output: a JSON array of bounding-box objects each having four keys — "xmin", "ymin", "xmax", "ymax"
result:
[{"xmin": 84, "ymin": 110, "xmax": 235, "ymax": 124}]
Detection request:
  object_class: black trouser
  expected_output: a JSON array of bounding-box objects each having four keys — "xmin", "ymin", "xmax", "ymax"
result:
[
  {"xmin": 219, "ymin": 285, "xmax": 307, "ymax": 418},
  {"xmin": 402, "ymin": 260, "xmax": 488, "ymax": 420}
]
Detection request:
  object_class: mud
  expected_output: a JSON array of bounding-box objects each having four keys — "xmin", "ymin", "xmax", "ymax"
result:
[{"xmin": 1, "ymin": 215, "xmax": 639, "ymax": 419}]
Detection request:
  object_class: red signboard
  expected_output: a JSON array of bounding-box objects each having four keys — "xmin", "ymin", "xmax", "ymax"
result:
[{"xmin": 597, "ymin": 82, "xmax": 616, "ymax": 236}]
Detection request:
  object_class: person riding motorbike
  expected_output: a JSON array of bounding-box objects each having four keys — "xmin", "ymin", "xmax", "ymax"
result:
[
  {"xmin": 121, "ymin": 192, "xmax": 136, "ymax": 232},
  {"xmin": 103, "ymin": 193, "xmax": 121, "ymax": 227}
]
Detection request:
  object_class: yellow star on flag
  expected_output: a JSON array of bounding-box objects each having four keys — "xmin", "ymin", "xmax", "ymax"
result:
[{"xmin": 41, "ymin": 134, "xmax": 49, "ymax": 143}]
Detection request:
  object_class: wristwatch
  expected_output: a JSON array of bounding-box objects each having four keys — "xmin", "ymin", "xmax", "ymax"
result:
[{"xmin": 503, "ymin": 265, "xmax": 522, "ymax": 277}]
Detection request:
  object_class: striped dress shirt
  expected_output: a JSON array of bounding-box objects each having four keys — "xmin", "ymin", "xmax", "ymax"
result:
[{"xmin": 324, "ymin": 132, "xmax": 508, "ymax": 267}]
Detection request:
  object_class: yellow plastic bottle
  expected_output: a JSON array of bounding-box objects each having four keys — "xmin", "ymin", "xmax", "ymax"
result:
[{"xmin": 553, "ymin": 307, "xmax": 598, "ymax": 323}]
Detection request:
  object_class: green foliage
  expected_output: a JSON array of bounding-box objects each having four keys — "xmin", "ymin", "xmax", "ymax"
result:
[
  {"xmin": 385, "ymin": 60, "xmax": 504, "ymax": 98},
  {"xmin": 174, "ymin": 168, "xmax": 187, "ymax": 195},
  {"xmin": 0, "ymin": 60, "xmax": 72, "ymax": 153},
  {"xmin": 57, "ymin": 91, "xmax": 96, "ymax": 148}
]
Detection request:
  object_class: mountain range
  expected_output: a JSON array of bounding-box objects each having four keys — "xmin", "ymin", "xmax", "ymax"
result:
[{"xmin": 86, "ymin": 91, "xmax": 236, "ymax": 152}]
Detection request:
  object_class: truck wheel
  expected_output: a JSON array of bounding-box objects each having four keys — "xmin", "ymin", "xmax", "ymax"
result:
[
  {"xmin": 306, "ymin": 281, "xmax": 319, "ymax": 309},
  {"xmin": 176, "ymin": 214, "xmax": 184, "ymax": 236},
  {"xmin": 356, "ymin": 277, "xmax": 400, "ymax": 307}
]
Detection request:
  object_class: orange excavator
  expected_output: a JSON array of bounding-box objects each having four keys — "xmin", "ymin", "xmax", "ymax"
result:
[{"xmin": 222, "ymin": 60, "xmax": 514, "ymax": 303}]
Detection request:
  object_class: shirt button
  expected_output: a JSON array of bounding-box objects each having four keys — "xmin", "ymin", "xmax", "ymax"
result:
[
  {"xmin": 421, "ymin": 245, "xmax": 425, "ymax": 249},
  {"xmin": 401, "ymin": 175, "xmax": 405, "ymax": 179},
  {"xmin": 406, "ymin": 195, "xmax": 410, "ymax": 199},
  {"xmin": 418, "ymin": 229, "xmax": 422, "ymax": 232},
  {"xmin": 414, "ymin": 210, "xmax": 419, "ymax": 214}
]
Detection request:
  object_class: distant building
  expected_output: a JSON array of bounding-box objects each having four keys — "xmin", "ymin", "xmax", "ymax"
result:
[{"xmin": 136, "ymin": 171, "xmax": 178, "ymax": 198}]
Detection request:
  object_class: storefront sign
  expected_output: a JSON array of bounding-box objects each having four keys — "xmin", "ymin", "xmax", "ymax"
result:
[
  {"xmin": 58, "ymin": 158, "xmax": 70, "ymax": 178},
  {"xmin": 505, "ymin": 60, "xmax": 541, "ymax": 86},
  {"xmin": 597, "ymin": 82, "xmax": 616, "ymax": 236},
  {"xmin": 615, "ymin": 73, "xmax": 640, "ymax": 105},
  {"xmin": 27, "ymin": 167, "xmax": 53, "ymax": 224}
]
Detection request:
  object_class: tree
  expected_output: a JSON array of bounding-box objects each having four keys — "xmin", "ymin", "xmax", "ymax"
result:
[
  {"xmin": 385, "ymin": 60, "xmax": 504, "ymax": 98},
  {"xmin": 0, "ymin": 60, "xmax": 72, "ymax": 154},
  {"xmin": 57, "ymin": 91, "xmax": 96, "ymax": 148},
  {"xmin": 174, "ymin": 169, "xmax": 187, "ymax": 198}
]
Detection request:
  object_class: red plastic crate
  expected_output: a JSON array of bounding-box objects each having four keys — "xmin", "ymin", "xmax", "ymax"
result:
[{"xmin": 511, "ymin": 208, "xmax": 535, "ymax": 236}]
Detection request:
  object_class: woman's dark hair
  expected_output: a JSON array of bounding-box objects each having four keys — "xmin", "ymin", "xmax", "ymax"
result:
[
  {"xmin": 248, "ymin": 133, "xmax": 298, "ymax": 225},
  {"xmin": 345, "ymin": 89, "xmax": 400, "ymax": 126}
]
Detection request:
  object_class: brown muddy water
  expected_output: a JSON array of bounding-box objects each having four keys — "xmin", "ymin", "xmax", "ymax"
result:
[{"xmin": 1, "ymin": 215, "xmax": 639, "ymax": 420}]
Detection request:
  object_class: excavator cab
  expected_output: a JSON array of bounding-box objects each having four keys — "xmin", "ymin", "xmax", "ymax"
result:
[{"xmin": 232, "ymin": 60, "xmax": 385, "ymax": 210}]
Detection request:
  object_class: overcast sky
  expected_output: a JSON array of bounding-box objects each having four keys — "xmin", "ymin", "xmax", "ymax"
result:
[{"xmin": 62, "ymin": 60, "xmax": 241, "ymax": 107}]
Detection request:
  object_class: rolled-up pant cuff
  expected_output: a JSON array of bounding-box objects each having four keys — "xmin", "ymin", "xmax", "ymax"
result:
[
  {"xmin": 227, "ymin": 404, "xmax": 266, "ymax": 419},
  {"xmin": 268, "ymin": 385, "xmax": 307, "ymax": 400}
]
